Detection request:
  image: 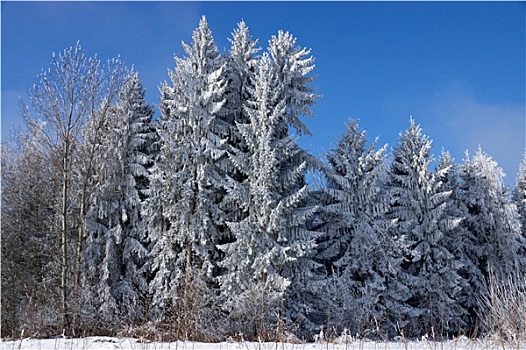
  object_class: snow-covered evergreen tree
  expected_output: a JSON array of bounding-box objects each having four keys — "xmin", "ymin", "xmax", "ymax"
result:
[
  {"xmin": 146, "ymin": 17, "xmax": 228, "ymax": 335},
  {"xmin": 318, "ymin": 120, "xmax": 387, "ymax": 274},
  {"xmin": 81, "ymin": 71, "xmax": 155, "ymax": 327},
  {"xmin": 109, "ymin": 71, "xmax": 156, "ymax": 323},
  {"xmin": 218, "ymin": 45, "xmax": 319, "ymax": 337},
  {"xmin": 219, "ymin": 54, "xmax": 293, "ymax": 337},
  {"xmin": 435, "ymin": 151, "xmax": 482, "ymax": 331},
  {"xmin": 268, "ymin": 30, "xmax": 316, "ymax": 136},
  {"xmin": 267, "ymin": 29, "xmax": 320, "ymax": 333},
  {"xmin": 224, "ymin": 20, "xmax": 260, "ymax": 128},
  {"xmin": 315, "ymin": 119, "xmax": 407, "ymax": 338},
  {"xmin": 386, "ymin": 120, "xmax": 467, "ymax": 337},
  {"xmin": 435, "ymin": 151, "xmax": 457, "ymax": 192},
  {"xmin": 513, "ymin": 153, "xmax": 526, "ymax": 238},
  {"xmin": 457, "ymin": 149, "xmax": 526, "ymax": 281},
  {"xmin": 218, "ymin": 21, "xmax": 261, "ymax": 260}
]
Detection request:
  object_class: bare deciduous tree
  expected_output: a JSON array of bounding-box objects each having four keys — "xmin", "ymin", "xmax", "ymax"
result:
[{"xmin": 21, "ymin": 42, "xmax": 125, "ymax": 333}]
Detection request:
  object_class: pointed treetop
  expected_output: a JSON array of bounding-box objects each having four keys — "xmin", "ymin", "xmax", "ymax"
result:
[
  {"xmin": 436, "ymin": 150, "xmax": 453, "ymax": 173},
  {"xmin": 180, "ymin": 15, "xmax": 220, "ymax": 64},
  {"xmin": 405, "ymin": 117, "xmax": 422, "ymax": 138},
  {"xmin": 473, "ymin": 146, "xmax": 506, "ymax": 181},
  {"xmin": 229, "ymin": 20, "xmax": 260, "ymax": 60},
  {"xmin": 461, "ymin": 147, "xmax": 507, "ymax": 198},
  {"xmin": 515, "ymin": 152, "xmax": 526, "ymax": 191},
  {"xmin": 396, "ymin": 118, "xmax": 433, "ymax": 158}
]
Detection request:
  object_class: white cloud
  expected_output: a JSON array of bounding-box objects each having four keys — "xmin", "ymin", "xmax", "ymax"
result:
[
  {"xmin": 382, "ymin": 80, "xmax": 525, "ymax": 186},
  {"xmin": 426, "ymin": 81, "xmax": 525, "ymax": 185}
]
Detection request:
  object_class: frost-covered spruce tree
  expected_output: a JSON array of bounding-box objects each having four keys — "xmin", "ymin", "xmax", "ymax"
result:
[
  {"xmin": 435, "ymin": 151, "xmax": 481, "ymax": 331},
  {"xmin": 219, "ymin": 21, "xmax": 261, "ymax": 249},
  {"xmin": 435, "ymin": 151, "xmax": 457, "ymax": 193},
  {"xmin": 224, "ymin": 20, "xmax": 260, "ymax": 129},
  {"xmin": 316, "ymin": 119, "xmax": 407, "ymax": 338},
  {"xmin": 386, "ymin": 119, "xmax": 467, "ymax": 337},
  {"xmin": 513, "ymin": 153, "xmax": 526, "ymax": 238},
  {"xmin": 267, "ymin": 29, "xmax": 321, "ymax": 333},
  {"xmin": 219, "ymin": 48, "xmax": 319, "ymax": 338},
  {"xmin": 434, "ymin": 151, "xmax": 466, "ymax": 259},
  {"xmin": 268, "ymin": 30, "xmax": 316, "ymax": 136},
  {"xmin": 146, "ymin": 17, "xmax": 228, "ymax": 335},
  {"xmin": 81, "ymin": 71, "xmax": 155, "ymax": 327},
  {"xmin": 219, "ymin": 54, "xmax": 291, "ymax": 337},
  {"xmin": 108, "ymin": 71, "xmax": 156, "ymax": 324},
  {"xmin": 142, "ymin": 90, "xmax": 178, "ymax": 323},
  {"xmin": 457, "ymin": 149, "xmax": 526, "ymax": 281}
]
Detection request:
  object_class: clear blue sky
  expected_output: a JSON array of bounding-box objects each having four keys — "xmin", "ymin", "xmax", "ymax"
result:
[{"xmin": 2, "ymin": 1, "xmax": 525, "ymax": 187}]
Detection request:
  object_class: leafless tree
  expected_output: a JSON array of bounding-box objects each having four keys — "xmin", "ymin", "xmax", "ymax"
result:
[{"xmin": 21, "ymin": 42, "xmax": 125, "ymax": 333}]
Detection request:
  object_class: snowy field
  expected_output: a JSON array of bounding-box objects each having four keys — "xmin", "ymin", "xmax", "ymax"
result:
[{"xmin": 2, "ymin": 337, "xmax": 526, "ymax": 350}]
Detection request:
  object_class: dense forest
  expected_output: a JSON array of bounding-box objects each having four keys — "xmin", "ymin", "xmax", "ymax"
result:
[{"xmin": 2, "ymin": 17, "xmax": 526, "ymax": 341}]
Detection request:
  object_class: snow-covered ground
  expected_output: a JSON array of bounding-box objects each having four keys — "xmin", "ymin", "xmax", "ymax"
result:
[{"xmin": 2, "ymin": 337, "xmax": 526, "ymax": 350}]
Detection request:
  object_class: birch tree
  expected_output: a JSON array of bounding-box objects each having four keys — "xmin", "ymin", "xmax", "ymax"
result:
[
  {"xmin": 21, "ymin": 42, "xmax": 128, "ymax": 332},
  {"xmin": 22, "ymin": 42, "xmax": 103, "ymax": 332}
]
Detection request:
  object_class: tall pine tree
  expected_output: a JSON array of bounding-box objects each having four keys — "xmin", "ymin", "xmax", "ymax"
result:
[
  {"xmin": 81, "ymin": 71, "xmax": 155, "ymax": 327},
  {"xmin": 146, "ymin": 17, "xmax": 228, "ymax": 337},
  {"xmin": 457, "ymin": 149, "xmax": 526, "ymax": 281},
  {"xmin": 267, "ymin": 29, "xmax": 320, "ymax": 334},
  {"xmin": 435, "ymin": 151, "xmax": 482, "ymax": 332},
  {"xmin": 316, "ymin": 119, "xmax": 405, "ymax": 338},
  {"xmin": 219, "ymin": 29, "xmax": 319, "ymax": 338},
  {"xmin": 387, "ymin": 119, "xmax": 467, "ymax": 337}
]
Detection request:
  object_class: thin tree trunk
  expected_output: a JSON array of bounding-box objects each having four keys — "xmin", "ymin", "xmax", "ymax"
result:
[
  {"xmin": 61, "ymin": 141, "xmax": 70, "ymax": 333},
  {"xmin": 74, "ymin": 179, "xmax": 88, "ymax": 288},
  {"xmin": 75, "ymin": 204, "xmax": 83, "ymax": 287}
]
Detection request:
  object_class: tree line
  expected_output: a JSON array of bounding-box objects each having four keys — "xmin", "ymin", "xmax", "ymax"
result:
[{"xmin": 2, "ymin": 17, "xmax": 526, "ymax": 341}]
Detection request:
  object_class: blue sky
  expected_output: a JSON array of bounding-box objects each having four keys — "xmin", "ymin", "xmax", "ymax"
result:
[{"xmin": 2, "ymin": 1, "xmax": 525, "ymax": 186}]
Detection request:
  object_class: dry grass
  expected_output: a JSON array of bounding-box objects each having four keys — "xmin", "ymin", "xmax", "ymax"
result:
[{"xmin": 478, "ymin": 269, "xmax": 526, "ymax": 350}]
